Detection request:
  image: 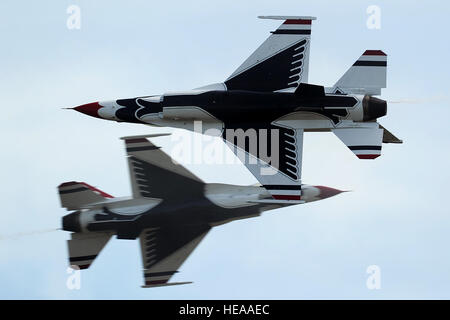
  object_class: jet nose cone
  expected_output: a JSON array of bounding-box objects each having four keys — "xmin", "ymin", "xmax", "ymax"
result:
[
  {"xmin": 73, "ymin": 102, "xmax": 101, "ymax": 118},
  {"xmin": 314, "ymin": 185, "xmax": 344, "ymax": 199}
]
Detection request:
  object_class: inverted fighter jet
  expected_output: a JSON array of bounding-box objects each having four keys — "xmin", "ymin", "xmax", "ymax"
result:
[
  {"xmin": 72, "ymin": 16, "xmax": 401, "ymax": 201},
  {"xmin": 60, "ymin": 134, "xmax": 344, "ymax": 287}
]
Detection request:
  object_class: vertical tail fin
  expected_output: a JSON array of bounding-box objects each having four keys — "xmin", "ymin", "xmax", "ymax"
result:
[{"xmin": 333, "ymin": 50, "xmax": 387, "ymax": 95}]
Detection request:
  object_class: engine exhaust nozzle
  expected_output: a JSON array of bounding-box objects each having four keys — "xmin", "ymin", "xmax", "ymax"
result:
[
  {"xmin": 62, "ymin": 211, "xmax": 81, "ymax": 232},
  {"xmin": 362, "ymin": 95, "xmax": 387, "ymax": 121}
]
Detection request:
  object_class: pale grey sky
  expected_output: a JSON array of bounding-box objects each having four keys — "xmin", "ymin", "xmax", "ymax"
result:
[{"xmin": 1, "ymin": 0, "xmax": 449, "ymax": 299}]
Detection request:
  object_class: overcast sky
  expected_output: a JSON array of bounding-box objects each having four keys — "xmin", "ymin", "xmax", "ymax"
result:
[{"xmin": 1, "ymin": 0, "xmax": 450, "ymax": 299}]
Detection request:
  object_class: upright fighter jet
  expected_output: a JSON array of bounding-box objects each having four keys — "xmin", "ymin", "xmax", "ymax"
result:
[
  {"xmin": 60, "ymin": 134, "xmax": 344, "ymax": 287},
  {"xmin": 72, "ymin": 16, "xmax": 402, "ymax": 201}
]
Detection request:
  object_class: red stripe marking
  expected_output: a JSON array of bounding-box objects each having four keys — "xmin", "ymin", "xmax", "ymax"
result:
[
  {"xmin": 283, "ymin": 19, "xmax": 312, "ymax": 25},
  {"xmin": 146, "ymin": 280, "xmax": 168, "ymax": 285},
  {"xmin": 126, "ymin": 138, "xmax": 148, "ymax": 144},
  {"xmin": 59, "ymin": 181, "xmax": 79, "ymax": 187},
  {"xmin": 78, "ymin": 264, "xmax": 90, "ymax": 270},
  {"xmin": 363, "ymin": 50, "xmax": 387, "ymax": 56},
  {"xmin": 272, "ymin": 195, "xmax": 302, "ymax": 200},
  {"xmin": 79, "ymin": 182, "xmax": 114, "ymax": 198},
  {"xmin": 357, "ymin": 154, "xmax": 380, "ymax": 159}
]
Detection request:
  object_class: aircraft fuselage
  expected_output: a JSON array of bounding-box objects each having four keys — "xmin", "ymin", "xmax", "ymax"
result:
[{"xmin": 74, "ymin": 88, "xmax": 387, "ymax": 132}]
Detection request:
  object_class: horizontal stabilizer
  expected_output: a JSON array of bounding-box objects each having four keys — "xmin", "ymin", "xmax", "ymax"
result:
[
  {"xmin": 58, "ymin": 181, "xmax": 113, "ymax": 210},
  {"xmin": 333, "ymin": 125, "xmax": 384, "ymax": 159},
  {"xmin": 67, "ymin": 232, "xmax": 112, "ymax": 269},
  {"xmin": 334, "ymin": 50, "xmax": 387, "ymax": 95}
]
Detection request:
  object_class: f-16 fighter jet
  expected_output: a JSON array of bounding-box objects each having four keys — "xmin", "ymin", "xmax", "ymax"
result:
[
  {"xmin": 72, "ymin": 16, "xmax": 401, "ymax": 201},
  {"xmin": 60, "ymin": 134, "xmax": 344, "ymax": 287}
]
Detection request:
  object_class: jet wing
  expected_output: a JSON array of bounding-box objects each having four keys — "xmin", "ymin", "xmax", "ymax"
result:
[
  {"xmin": 224, "ymin": 125, "xmax": 304, "ymax": 201},
  {"xmin": 139, "ymin": 225, "xmax": 210, "ymax": 287},
  {"xmin": 121, "ymin": 134, "xmax": 204, "ymax": 199},
  {"xmin": 225, "ymin": 16, "xmax": 316, "ymax": 92},
  {"xmin": 58, "ymin": 181, "xmax": 114, "ymax": 210}
]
